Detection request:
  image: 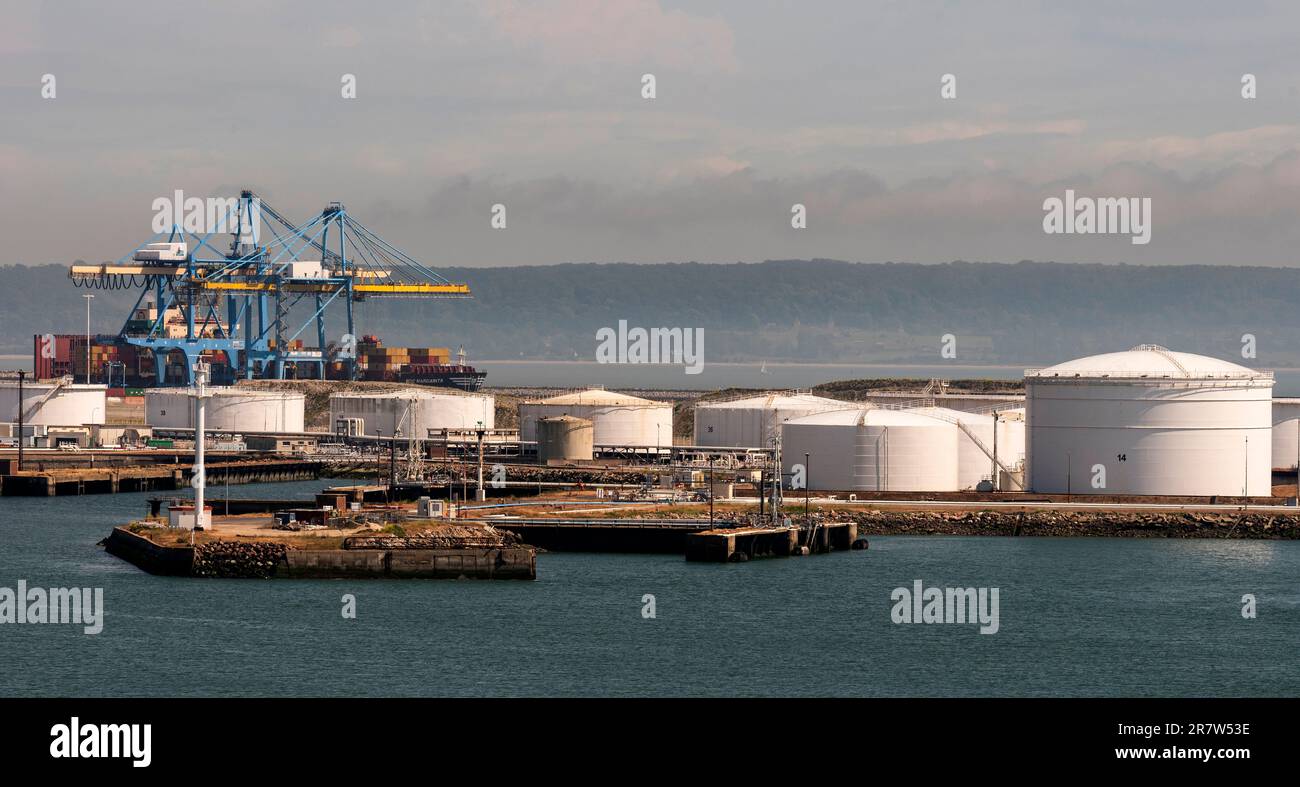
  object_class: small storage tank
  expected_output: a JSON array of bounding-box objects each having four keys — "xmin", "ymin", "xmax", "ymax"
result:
[
  {"xmin": 147, "ymin": 388, "xmax": 305, "ymax": 432},
  {"xmin": 909, "ymin": 406, "xmax": 1026, "ymax": 490},
  {"xmin": 329, "ymin": 389, "xmax": 494, "ymax": 437},
  {"xmin": 693, "ymin": 391, "xmax": 848, "ymax": 447},
  {"xmin": 997, "ymin": 407, "xmax": 1027, "ymax": 476},
  {"xmin": 537, "ymin": 415, "xmax": 594, "ymax": 463},
  {"xmin": 1025, "ymin": 345, "xmax": 1273, "ymax": 496},
  {"xmin": 519, "ymin": 388, "xmax": 672, "ymax": 447},
  {"xmin": 0, "ymin": 380, "xmax": 107, "ymax": 426},
  {"xmin": 780, "ymin": 407, "xmax": 960, "ymax": 491}
]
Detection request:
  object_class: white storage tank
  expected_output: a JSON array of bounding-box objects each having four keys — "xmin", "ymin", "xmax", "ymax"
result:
[
  {"xmin": 997, "ymin": 407, "xmax": 1027, "ymax": 475},
  {"xmin": 1271, "ymin": 399, "xmax": 1300, "ymax": 470},
  {"xmin": 1272, "ymin": 417, "xmax": 1300, "ymax": 470},
  {"xmin": 694, "ymin": 391, "xmax": 848, "ymax": 447},
  {"xmin": 780, "ymin": 407, "xmax": 960, "ymax": 491},
  {"xmin": 537, "ymin": 415, "xmax": 595, "ymax": 463},
  {"xmin": 147, "ymin": 387, "xmax": 305, "ymax": 432},
  {"xmin": 1, "ymin": 380, "xmax": 107, "ymax": 426},
  {"xmin": 329, "ymin": 388, "xmax": 494, "ymax": 438},
  {"xmin": 1025, "ymin": 345, "xmax": 1273, "ymax": 496},
  {"xmin": 519, "ymin": 388, "xmax": 672, "ymax": 447},
  {"xmin": 909, "ymin": 406, "xmax": 1026, "ymax": 490}
]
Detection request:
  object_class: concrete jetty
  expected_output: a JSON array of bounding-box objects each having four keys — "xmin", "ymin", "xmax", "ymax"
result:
[
  {"xmin": 684, "ymin": 521, "xmax": 858, "ymax": 562},
  {"xmin": 103, "ymin": 526, "xmax": 536, "ymax": 580}
]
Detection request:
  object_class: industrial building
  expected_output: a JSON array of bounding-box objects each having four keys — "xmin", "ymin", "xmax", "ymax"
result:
[
  {"xmin": 329, "ymin": 389, "xmax": 494, "ymax": 438},
  {"xmin": 147, "ymin": 388, "xmax": 306, "ymax": 433},
  {"xmin": 519, "ymin": 388, "xmax": 672, "ymax": 447},
  {"xmin": 780, "ymin": 407, "xmax": 960, "ymax": 492},
  {"xmin": 909, "ymin": 406, "xmax": 1026, "ymax": 490},
  {"xmin": 1, "ymin": 379, "xmax": 108, "ymax": 426},
  {"xmin": 693, "ymin": 391, "xmax": 847, "ymax": 448},
  {"xmin": 1025, "ymin": 345, "xmax": 1273, "ymax": 496}
]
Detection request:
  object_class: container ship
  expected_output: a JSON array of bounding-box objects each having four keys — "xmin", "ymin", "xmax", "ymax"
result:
[
  {"xmin": 33, "ymin": 331, "xmax": 487, "ymax": 392},
  {"xmin": 349, "ymin": 337, "xmax": 487, "ymax": 392}
]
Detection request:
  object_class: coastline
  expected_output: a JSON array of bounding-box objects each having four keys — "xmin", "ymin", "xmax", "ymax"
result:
[{"xmin": 837, "ymin": 509, "xmax": 1300, "ymax": 539}]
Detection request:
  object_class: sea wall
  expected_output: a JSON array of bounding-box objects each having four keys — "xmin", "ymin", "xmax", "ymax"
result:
[
  {"xmin": 842, "ymin": 509, "xmax": 1300, "ymax": 538},
  {"xmin": 104, "ymin": 528, "xmax": 536, "ymax": 579},
  {"xmin": 103, "ymin": 528, "xmax": 194, "ymax": 576}
]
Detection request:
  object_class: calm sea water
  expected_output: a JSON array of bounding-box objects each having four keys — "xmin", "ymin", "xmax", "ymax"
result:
[{"xmin": 2, "ymin": 478, "xmax": 1298, "ymax": 697}]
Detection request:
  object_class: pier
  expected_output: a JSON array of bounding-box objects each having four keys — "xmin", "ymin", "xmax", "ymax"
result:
[
  {"xmin": 470, "ymin": 516, "xmax": 859, "ymax": 559},
  {"xmin": 103, "ymin": 526, "xmax": 536, "ymax": 580},
  {"xmin": 0, "ymin": 458, "xmax": 322, "ymax": 496},
  {"xmin": 467, "ymin": 517, "xmax": 714, "ymax": 553},
  {"xmin": 684, "ymin": 521, "xmax": 859, "ymax": 562}
]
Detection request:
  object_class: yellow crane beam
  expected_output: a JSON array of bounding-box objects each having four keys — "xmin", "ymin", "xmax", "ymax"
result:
[
  {"xmin": 68, "ymin": 267, "xmax": 470, "ymax": 296},
  {"xmin": 199, "ymin": 281, "xmax": 471, "ymax": 295}
]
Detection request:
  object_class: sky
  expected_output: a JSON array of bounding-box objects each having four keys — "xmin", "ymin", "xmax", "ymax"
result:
[{"xmin": 2, "ymin": 0, "xmax": 1300, "ymax": 267}]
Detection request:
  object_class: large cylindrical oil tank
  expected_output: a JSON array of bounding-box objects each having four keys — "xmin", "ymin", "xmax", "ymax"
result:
[
  {"xmin": 1273, "ymin": 417, "xmax": 1300, "ymax": 471},
  {"xmin": 329, "ymin": 389, "xmax": 494, "ymax": 437},
  {"xmin": 1271, "ymin": 399, "xmax": 1300, "ymax": 470},
  {"xmin": 909, "ymin": 406, "xmax": 1026, "ymax": 490},
  {"xmin": 519, "ymin": 388, "xmax": 672, "ymax": 447},
  {"xmin": 147, "ymin": 388, "xmax": 305, "ymax": 432},
  {"xmin": 780, "ymin": 407, "xmax": 959, "ymax": 491},
  {"xmin": 537, "ymin": 415, "xmax": 595, "ymax": 462},
  {"xmin": 693, "ymin": 391, "xmax": 848, "ymax": 447},
  {"xmin": 1025, "ymin": 345, "xmax": 1273, "ymax": 496},
  {"xmin": 0, "ymin": 380, "xmax": 107, "ymax": 426}
]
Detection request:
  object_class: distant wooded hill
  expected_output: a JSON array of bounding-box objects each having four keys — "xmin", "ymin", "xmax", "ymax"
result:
[{"xmin": 2, "ymin": 259, "xmax": 1296, "ymax": 368}]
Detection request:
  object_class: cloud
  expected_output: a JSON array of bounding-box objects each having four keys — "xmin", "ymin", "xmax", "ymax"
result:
[
  {"xmin": 476, "ymin": 0, "xmax": 738, "ymax": 72},
  {"xmin": 393, "ymin": 153, "xmax": 1300, "ymax": 267}
]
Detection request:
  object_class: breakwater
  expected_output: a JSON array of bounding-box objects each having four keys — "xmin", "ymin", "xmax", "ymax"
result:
[
  {"xmin": 839, "ymin": 509, "xmax": 1300, "ymax": 538},
  {"xmin": 104, "ymin": 527, "xmax": 536, "ymax": 579}
]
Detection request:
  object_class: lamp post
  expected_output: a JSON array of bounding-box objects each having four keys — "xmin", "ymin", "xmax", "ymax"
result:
[
  {"xmin": 804, "ymin": 451, "xmax": 811, "ymax": 533},
  {"xmin": 1244, "ymin": 434, "xmax": 1249, "ymax": 510},
  {"xmin": 16, "ymin": 370, "xmax": 25, "ymax": 472},
  {"xmin": 708, "ymin": 455, "xmax": 714, "ymax": 527},
  {"xmin": 192, "ymin": 360, "xmax": 212, "ymax": 534},
  {"xmin": 475, "ymin": 421, "xmax": 486, "ymax": 501},
  {"xmin": 391, "ymin": 429, "xmax": 400, "ymax": 497},
  {"xmin": 375, "ymin": 428, "xmax": 384, "ymax": 499},
  {"xmin": 82, "ymin": 294, "xmax": 94, "ymax": 384}
]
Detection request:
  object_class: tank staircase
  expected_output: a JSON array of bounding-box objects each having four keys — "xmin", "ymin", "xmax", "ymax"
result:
[{"xmin": 20, "ymin": 376, "xmax": 70, "ymax": 422}]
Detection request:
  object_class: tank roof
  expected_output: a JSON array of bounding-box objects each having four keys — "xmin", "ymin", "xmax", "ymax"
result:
[
  {"xmin": 696, "ymin": 392, "xmax": 846, "ymax": 409},
  {"xmin": 1026, "ymin": 345, "xmax": 1271, "ymax": 381},
  {"xmin": 530, "ymin": 388, "xmax": 667, "ymax": 406},
  {"xmin": 784, "ymin": 407, "xmax": 955, "ymax": 427},
  {"xmin": 329, "ymin": 387, "xmax": 488, "ymax": 399},
  {"xmin": 147, "ymin": 386, "xmax": 304, "ymax": 398}
]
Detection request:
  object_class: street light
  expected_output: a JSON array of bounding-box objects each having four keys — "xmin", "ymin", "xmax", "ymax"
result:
[
  {"xmin": 16, "ymin": 370, "xmax": 25, "ymax": 472},
  {"xmin": 708, "ymin": 455, "xmax": 714, "ymax": 527},
  {"xmin": 82, "ymin": 294, "xmax": 94, "ymax": 384},
  {"xmin": 804, "ymin": 451, "xmax": 811, "ymax": 535},
  {"xmin": 475, "ymin": 420, "xmax": 486, "ymax": 502}
]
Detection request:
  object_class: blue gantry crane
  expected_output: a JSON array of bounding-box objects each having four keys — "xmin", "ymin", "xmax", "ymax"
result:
[{"xmin": 70, "ymin": 190, "xmax": 470, "ymax": 385}]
